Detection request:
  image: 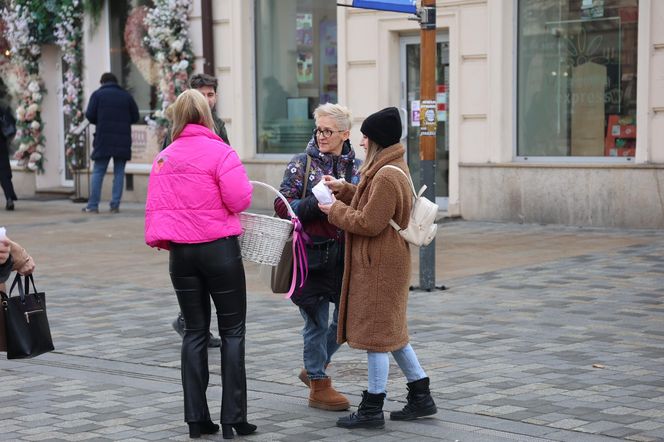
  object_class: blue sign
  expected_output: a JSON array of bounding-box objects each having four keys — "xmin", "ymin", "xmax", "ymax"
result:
[{"xmin": 351, "ymin": 0, "xmax": 417, "ymax": 14}]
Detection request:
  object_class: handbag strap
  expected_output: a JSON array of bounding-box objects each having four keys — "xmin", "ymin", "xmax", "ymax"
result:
[
  {"xmin": 9, "ymin": 273, "xmax": 25, "ymax": 302},
  {"xmin": 7, "ymin": 273, "xmax": 38, "ymax": 302},
  {"xmin": 344, "ymin": 158, "xmax": 356, "ymax": 183},
  {"xmin": 287, "ymin": 155, "xmax": 312, "ymax": 296},
  {"xmin": 25, "ymin": 274, "xmax": 38, "ymax": 295},
  {"xmin": 301, "ymin": 155, "xmax": 312, "ymax": 198},
  {"xmin": 379, "ymin": 165, "xmax": 421, "ymax": 233},
  {"xmin": 380, "ymin": 165, "xmax": 419, "ymax": 197}
]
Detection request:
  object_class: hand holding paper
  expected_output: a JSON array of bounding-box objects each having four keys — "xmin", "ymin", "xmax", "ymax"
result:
[
  {"xmin": 321, "ymin": 175, "xmax": 345, "ymax": 193},
  {"xmin": 312, "ymin": 180, "xmax": 335, "ymax": 205}
]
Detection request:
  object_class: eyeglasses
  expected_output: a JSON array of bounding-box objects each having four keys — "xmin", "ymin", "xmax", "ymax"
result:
[{"xmin": 313, "ymin": 128, "xmax": 345, "ymax": 138}]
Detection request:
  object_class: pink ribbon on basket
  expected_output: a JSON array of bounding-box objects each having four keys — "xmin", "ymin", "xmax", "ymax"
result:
[{"xmin": 285, "ymin": 217, "xmax": 309, "ymax": 299}]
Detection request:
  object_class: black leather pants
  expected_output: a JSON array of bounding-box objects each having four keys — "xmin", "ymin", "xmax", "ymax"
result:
[{"xmin": 169, "ymin": 236, "xmax": 247, "ymax": 424}]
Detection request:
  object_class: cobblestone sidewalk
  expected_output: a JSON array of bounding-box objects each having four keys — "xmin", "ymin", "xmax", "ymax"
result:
[{"xmin": 0, "ymin": 200, "xmax": 662, "ymax": 441}]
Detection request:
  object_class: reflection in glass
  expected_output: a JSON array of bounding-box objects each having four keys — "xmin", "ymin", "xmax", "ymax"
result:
[
  {"xmin": 517, "ymin": 0, "xmax": 638, "ymax": 157},
  {"xmin": 109, "ymin": 0, "xmax": 158, "ymax": 125},
  {"xmin": 255, "ymin": 0, "xmax": 338, "ymax": 154}
]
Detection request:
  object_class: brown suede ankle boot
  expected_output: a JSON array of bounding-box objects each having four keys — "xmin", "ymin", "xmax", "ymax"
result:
[
  {"xmin": 298, "ymin": 368, "xmax": 310, "ymax": 387},
  {"xmin": 309, "ymin": 377, "xmax": 350, "ymax": 411},
  {"xmin": 298, "ymin": 363, "xmax": 330, "ymax": 388}
]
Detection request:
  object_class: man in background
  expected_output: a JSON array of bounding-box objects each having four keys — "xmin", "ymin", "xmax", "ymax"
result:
[
  {"xmin": 162, "ymin": 73, "xmax": 229, "ymax": 148},
  {"xmin": 82, "ymin": 73, "xmax": 139, "ymax": 214}
]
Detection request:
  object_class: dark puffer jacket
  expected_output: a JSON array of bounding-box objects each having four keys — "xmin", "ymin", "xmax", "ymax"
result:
[
  {"xmin": 85, "ymin": 83, "xmax": 139, "ymax": 160},
  {"xmin": 275, "ymin": 137, "xmax": 361, "ymax": 320}
]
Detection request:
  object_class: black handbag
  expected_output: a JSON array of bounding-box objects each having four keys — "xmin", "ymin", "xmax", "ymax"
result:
[
  {"xmin": 1, "ymin": 274, "xmax": 54, "ymax": 359},
  {"xmin": 271, "ymin": 155, "xmax": 312, "ymax": 294},
  {"xmin": 270, "ymin": 239, "xmax": 293, "ymax": 294}
]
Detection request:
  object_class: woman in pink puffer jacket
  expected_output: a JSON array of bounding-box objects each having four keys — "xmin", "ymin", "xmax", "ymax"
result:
[{"xmin": 145, "ymin": 89, "xmax": 255, "ymax": 440}]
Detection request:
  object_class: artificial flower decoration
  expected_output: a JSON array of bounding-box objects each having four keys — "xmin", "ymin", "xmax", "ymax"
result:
[
  {"xmin": 3, "ymin": 0, "xmax": 46, "ymax": 172},
  {"xmin": 55, "ymin": 0, "xmax": 85, "ymax": 172},
  {"xmin": 144, "ymin": 0, "xmax": 194, "ymax": 135}
]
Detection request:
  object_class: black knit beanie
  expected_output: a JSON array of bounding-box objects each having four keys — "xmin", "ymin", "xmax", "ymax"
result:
[{"xmin": 360, "ymin": 107, "xmax": 402, "ymax": 148}]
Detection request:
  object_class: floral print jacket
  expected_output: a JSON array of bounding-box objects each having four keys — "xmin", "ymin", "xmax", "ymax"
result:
[
  {"xmin": 275, "ymin": 136, "xmax": 362, "ymax": 312},
  {"xmin": 275, "ymin": 136, "xmax": 361, "ymax": 240}
]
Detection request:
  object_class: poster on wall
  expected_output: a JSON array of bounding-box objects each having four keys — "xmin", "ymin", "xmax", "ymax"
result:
[
  {"xmin": 297, "ymin": 51, "xmax": 314, "ymax": 83},
  {"xmin": 130, "ymin": 126, "xmax": 161, "ymax": 164},
  {"xmin": 411, "ymin": 100, "xmax": 420, "ymax": 127},
  {"xmin": 296, "ymin": 13, "xmax": 313, "ymax": 46},
  {"xmin": 420, "ymin": 100, "xmax": 437, "ymax": 136},
  {"xmin": 320, "ymin": 20, "xmax": 337, "ymax": 65},
  {"xmin": 436, "ymin": 84, "xmax": 447, "ymax": 122},
  {"xmin": 320, "ymin": 19, "xmax": 338, "ymax": 103}
]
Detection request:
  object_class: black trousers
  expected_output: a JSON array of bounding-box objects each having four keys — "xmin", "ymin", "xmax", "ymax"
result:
[
  {"xmin": 169, "ymin": 236, "xmax": 248, "ymax": 424},
  {"xmin": 0, "ymin": 140, "xmax": 17, "ymax": 202}
]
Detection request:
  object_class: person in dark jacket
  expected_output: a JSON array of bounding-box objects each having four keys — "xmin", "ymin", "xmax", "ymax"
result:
[
  {"xmin": 274, "ymin": 103, "xmax": 361, "ymax": 411},
  {"xmin": 0, "ymin": 79, "xmax": 17, "ymax": 211},
  {"xmin": 82, "ymin": 72, "xmax": 139, "ymax": 213}
]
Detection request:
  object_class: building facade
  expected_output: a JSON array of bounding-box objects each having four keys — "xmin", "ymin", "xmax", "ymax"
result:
[{"xmin": 9, "ymin": 0, "xmax": 663, "ymax": 228}]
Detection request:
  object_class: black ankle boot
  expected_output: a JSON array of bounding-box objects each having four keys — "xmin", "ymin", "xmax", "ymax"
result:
[
  {"xmin": 222, "ymin": 422, "xmax": 257, "ymax": 439},
  {"xmin": 390, "ymin": 377, "xmax": 437, "ymax": 420},
  {"xmin": 6, "ymin": 200, "xmax": 14, "ymax": 211},
  {"xmin": 336, "ymin": 390, "xmax": 385, "ymax": 429},
  {"xmin": 188, "ymin": 421, "xmax": 219, "ymax": 438}
]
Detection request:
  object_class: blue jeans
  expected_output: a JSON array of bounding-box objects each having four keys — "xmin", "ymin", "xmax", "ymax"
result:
[
  {"xmin": 367, "ymin": 344, "xmax": 427, "ymax": 394},
  {"xmin": 87, "ymin": 157, "xmax": 127, "ymax": 210},
  {"xmin": 300, "ymin": 302, "xmax": 340, "ymax": 380}
]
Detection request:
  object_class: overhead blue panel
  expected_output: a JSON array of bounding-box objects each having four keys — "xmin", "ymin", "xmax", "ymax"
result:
[{"xmin": 351, "ymin": 0, "xmax": 417, "ymax": 14}]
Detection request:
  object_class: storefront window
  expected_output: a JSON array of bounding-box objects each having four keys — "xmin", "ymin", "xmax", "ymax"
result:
[
  {"xmin": 255, "ymin": 0, "xmax": 337, "ymax": 154},
  {"xmin": 517, "ymin": 0, "xmax": 638, "ymax": 158},
  {"xmin": 109, "ymin": 0, "xmax": 158, "ymax": 125}
]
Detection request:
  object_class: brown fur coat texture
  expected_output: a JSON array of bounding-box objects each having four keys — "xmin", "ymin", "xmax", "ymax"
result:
[{"xmin": 328, "ymin": 144, "xmax": 413, "ymax": 352}]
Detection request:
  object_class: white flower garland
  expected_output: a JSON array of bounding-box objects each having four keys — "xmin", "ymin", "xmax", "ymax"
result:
[
  {"xmin": 3, "ymin": 0, "xmax": 46, "ymax": 172},
  {"xmin": 54, "ymin": 0, "xmax": 85, "ymax": 171},
  {"xmin": 144, "ymin": 0, "xmax": 194, "ymax": 131}
]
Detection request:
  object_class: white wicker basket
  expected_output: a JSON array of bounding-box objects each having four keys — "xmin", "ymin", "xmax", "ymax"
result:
[{"xmin": 239, "ymin": 181, "xmax": 296, "ymax": 266}]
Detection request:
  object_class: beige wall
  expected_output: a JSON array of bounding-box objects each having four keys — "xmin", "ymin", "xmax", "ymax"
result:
[
  {"xmin": 13, "ymin": 0, "xmax": 664, "ymax": 227},
  {"xmin": 210, "ymin": 1, "xmax": 255, "ymax": 163},
  {"xmin": 337, "ymin": 0, "xmax": 495, "ymax": 216},
  {"xmin": 459, "ymin": 164, "xmax": 664, "ymax": 229},
  {"xmin": 237, "ymin": 0, "xmax": 664, "ymax": 227},
  {"xmin": 457, "ymin": 0, "xmax": 664, "ymax": 228},
  {"xmin": 36, "ymin": 44, "xmax": 64, "ymax": 190}
]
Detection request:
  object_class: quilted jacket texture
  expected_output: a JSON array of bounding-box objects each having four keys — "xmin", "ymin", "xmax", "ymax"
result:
[{"xmin": 145, "ymin": 124, "xmax": 252, "ymax": 250}]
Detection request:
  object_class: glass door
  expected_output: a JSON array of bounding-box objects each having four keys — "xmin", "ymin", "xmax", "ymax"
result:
[{"xmin": 400, "ymin": 35, "xmax": 449, "ymax": 209}]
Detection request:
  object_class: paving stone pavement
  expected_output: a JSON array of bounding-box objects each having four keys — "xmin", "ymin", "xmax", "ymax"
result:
[{"xmin": 1, "ymin": 199, "xmax": 663, "ymax": 441}]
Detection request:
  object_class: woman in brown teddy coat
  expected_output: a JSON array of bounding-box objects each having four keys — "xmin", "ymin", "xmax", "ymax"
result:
[{"xmin": 318, "ymin": 107, "xmax": 437, "ymax": 429}]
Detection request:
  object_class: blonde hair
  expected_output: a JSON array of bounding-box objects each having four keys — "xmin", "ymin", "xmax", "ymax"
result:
[
  {"xmin": 313, "ymin": 103, "xmax": 352, "ymax": 131},
  {"xmin": 359, "ymin": 138, "xmax": 382, "ymax": 175},
  {"xmin": 170, "ymin": 89, "xmax": 215, "ymax": 141}
]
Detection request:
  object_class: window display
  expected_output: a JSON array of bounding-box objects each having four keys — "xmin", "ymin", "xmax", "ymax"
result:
[
  {"xmin": 255, "ymin": 0, "xmax": 337, "ymax": 154},
  {"xmin": 109, "ymin": 0, "xmax": 158, "ymax": 126},
  {"xmin": 517, "ymin": 0, "xmax": 638, "ymax": 157}
]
